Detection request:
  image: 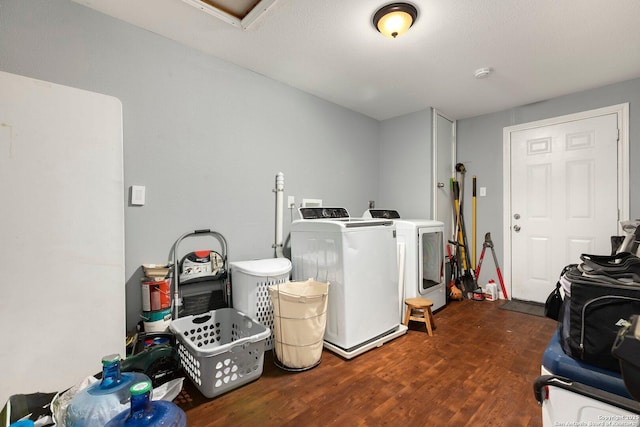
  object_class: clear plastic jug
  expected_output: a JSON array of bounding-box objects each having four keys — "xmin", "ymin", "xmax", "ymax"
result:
[
  {"xmin": 65, "ymin": 354, "xmax": 150, "ymax": 427},
  {"xmin": 105, "ymin": 381, "xmax": 186, "ymax": 426},
  {"xmin": 485, "ymin": 280, "xmax": 498, "ymax": 301}
]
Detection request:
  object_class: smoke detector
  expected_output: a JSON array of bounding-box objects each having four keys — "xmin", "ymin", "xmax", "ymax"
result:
[{"xmin": 474, "ymin": 67, "xmax": 493, "ymax": 79}]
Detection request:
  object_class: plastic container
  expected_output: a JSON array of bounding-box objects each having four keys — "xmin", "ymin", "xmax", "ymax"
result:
[
  {"xmin": 268, "ymin": 279, "xmax": 329, "ymax": 370},
  {"xmin": 230, "ymin": 258, "xmax": 292, "ymax": 350},
  {"xmin": 141, "ymin": 279, "xmax": 171, "ymax": 312},
  {"xmin": 484, "ymin": 280, "xmax": 498, "ymax": 301},
  {"xmin": 543, "ymin": 329, "xmax": 629, "ymax": 398},
  {"xmin": 169, "ymin": 308, "xmax": 270, "ymax": 398},
  {"xmin": 142, "ymin": 264, "xmax": 170, "ymax": 280},
  {"xmin": 65, "ymin": 354, "xmax": 151, "ymax": 427},
  {"xmin": 141, "ymin": 308, "xmax": 172, "ymax": 332},
  {"xmin": 105, "ymin": 381, "xmax": 186, "ymax": 426}
]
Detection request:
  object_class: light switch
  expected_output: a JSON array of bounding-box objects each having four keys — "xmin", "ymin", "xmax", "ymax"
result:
[
  {"xmin": 479, "ymin": 187, "xmax": 487, "ymax": 197},
  {"xmin": 130, "ymin": 185, "xmax": 146, "ymax": 206}
]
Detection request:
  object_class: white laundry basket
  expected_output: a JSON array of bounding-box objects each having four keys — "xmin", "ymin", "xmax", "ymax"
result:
[
  {"xmin": 230, "ymin": 258, "xmax": 292, "ymax": 350},
  {"xmin": 268, "ymin": 279, "xmax": 329, "ymax": 370}
]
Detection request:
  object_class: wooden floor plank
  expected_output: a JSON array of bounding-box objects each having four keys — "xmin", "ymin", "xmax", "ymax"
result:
[{"xmin": 176, "ymin": 299, "xmax": 557, "ymax": 426}]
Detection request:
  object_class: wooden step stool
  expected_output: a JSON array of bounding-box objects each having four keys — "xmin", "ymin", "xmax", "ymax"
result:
[{"xmin": 403, "ymin": 297, "xmax": 435, "ymax": 336}]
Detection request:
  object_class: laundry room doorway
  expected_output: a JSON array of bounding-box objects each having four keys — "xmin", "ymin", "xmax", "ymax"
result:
[
  {"xmin": 433, "ymin": 109, "xmax": 456, "ymax": 243},
  {"xmin": 503, "ymin": 104, "xmax": 629, "ymax": 303}
]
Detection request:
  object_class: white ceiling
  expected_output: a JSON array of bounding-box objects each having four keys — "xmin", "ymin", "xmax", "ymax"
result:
[{"xmin": 71, "ymin": 0, "xmax": 640, "ymax": 120}]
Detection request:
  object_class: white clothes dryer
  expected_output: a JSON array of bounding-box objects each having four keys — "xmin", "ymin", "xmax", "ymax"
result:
[
  {"xmin": 363, "ymin": 209, "xmax": 446, "ymax": 318},
  {"xmin": 290, "ymin": 207, "xmax": 407, "ymax": 359}
]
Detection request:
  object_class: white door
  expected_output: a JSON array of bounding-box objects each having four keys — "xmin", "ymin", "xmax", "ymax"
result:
[
  {"xmin": 433, "ymin": 110, "xmax": 455, "ymax": 242},
  {"xmin": 0, "ymin": 72, "xmax": 125, "ymax": 402},
  {"xmin": 509, "ymin": 112, "xmax": 622, "ymax": 303}
]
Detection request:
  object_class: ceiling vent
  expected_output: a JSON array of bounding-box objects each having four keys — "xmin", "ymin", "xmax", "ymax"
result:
[{"xmin": 181, "ymin": 0, "xmax": 277, "ymax": 30}]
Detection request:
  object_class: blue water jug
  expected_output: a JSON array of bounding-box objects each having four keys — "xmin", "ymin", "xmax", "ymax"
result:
[
  {"xmin": 105, "ymin": 381, "xmax": 186, "ymax": 426},
  {"xmin": 65, "ymin": 354, "xmax": 150, "ymax": 427}
]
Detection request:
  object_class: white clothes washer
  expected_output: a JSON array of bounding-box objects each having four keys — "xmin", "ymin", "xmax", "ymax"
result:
[
  {"xmin": 363, "ymin": 209, "xmax": 446, "ymax": 318},
  {"xmin": 290, "ymin": 207, "xmax": 407, "ymax": 359}
]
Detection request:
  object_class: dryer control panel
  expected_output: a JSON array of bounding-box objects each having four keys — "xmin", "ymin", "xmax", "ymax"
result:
[{"xmin": 367, "ymin": 209, "xmax": 401, "ymax": 219}]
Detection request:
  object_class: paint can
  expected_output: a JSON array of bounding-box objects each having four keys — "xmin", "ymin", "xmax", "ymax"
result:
[
  {"xmin": 141, "ymin": 279, "xmax": 171, "ymax": 312},
  {"xmin": 472, "ymin": 288, "xmax": 485, "ymax": 301},
  {"xmin": 141, "ymin": 307, "xmax": 172, "ymax": 332}
]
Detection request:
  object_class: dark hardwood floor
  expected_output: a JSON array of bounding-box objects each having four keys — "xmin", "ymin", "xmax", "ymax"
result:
[{"xmin": 175, "ymin": 299, "xmax": 557, "ymax": 426}]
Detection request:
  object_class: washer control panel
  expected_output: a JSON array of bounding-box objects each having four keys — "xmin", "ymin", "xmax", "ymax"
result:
[{"xmin": 299, "ymin": 207, "xmax": 350, "ymax": 219}]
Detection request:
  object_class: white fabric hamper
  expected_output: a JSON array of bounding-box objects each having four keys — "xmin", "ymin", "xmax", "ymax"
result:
[
  {"xmin": 230, "ymin": 258, "xmax": 292, "ymax": 350},
  {"xmin": 268, "ymin": 279, "xmax": 329, "ymax": 369}
]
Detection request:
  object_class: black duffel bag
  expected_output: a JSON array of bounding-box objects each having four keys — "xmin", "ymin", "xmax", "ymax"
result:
[{"xmin": 559, "ymin": 264, "xmax": 640, "ymax": 372}]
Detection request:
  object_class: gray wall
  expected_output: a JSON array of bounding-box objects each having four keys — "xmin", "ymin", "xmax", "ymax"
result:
[
  {"xmin": 3, "ymin": 0, "xmax": 637, "ymax": 328},
  {"xmin": 378, "ymin": 108, "xmax": 433, "ymax": 218},
  {"xmin": 457, "ymin": 78, "xmax": 640, "ymax": 285},
  {"xmin": 0, "ymin": 0, "xmax": 381, "ymax": 330}
]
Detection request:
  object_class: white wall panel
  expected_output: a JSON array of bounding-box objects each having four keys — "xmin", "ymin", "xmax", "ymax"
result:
[{"xmin": 0, "ymin": 71, "xmax": 125, "ymax": 402}]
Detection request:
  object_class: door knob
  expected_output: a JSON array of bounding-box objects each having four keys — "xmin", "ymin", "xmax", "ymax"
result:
[
  {"xmin": 513, "ymin": 225, "xmax": 521, "ymax": 232},
  {"xmin": 437, "ymin": 182, "xmax": 445, "ymax": 188}
]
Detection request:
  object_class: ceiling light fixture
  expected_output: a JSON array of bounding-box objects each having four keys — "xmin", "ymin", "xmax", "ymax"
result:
[{"xmin": 373, "ymin": 3, "xmax": 418, "ymax": 39}]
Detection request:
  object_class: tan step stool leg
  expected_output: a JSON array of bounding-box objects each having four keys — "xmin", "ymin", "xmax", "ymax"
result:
[
  {"xmin": 403, "ymin": 304, "xmax": 412, "ymax": 326},
  {"xmin": 424, "ymin": 306, "xmax": 433, "ymax": 336},
  {"xmin": 427, "ymin": 306, "xmax": 436, "ymax": 332}
]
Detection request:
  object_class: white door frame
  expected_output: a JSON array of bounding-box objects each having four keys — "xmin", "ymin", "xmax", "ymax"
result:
[
  {"xmin": 432, "ymin": 108, "xmax": 456, "ymax": 222},
  {"xmin": 502, "ymin": 103, "xmax": 629, "ymax": 299}
]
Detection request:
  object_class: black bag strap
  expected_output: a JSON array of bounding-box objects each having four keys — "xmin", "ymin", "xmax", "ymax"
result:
[{"xmin": 580, "ymin": 252, "xmax": 637, "ymax": 267}]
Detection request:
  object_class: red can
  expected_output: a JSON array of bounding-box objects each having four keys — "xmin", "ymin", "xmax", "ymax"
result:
[{"xmin": 141, "ymin": 279, "xmax": 171, "ymax": 311}]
